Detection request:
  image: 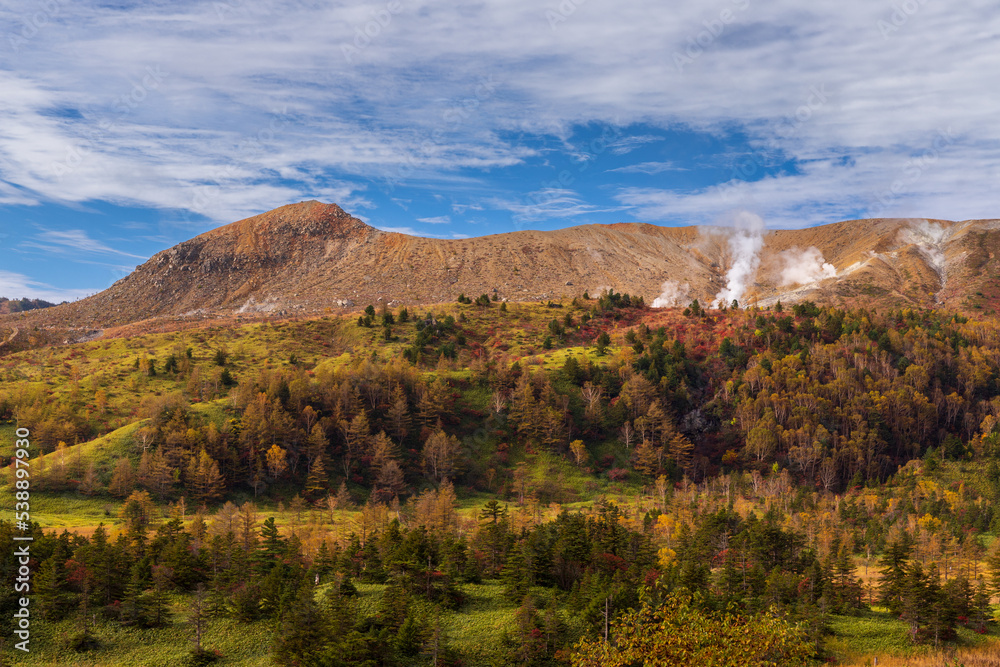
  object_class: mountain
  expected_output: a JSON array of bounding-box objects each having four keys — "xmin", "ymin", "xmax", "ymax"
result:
[{"xmin": 7, "ymin": 201, "xmax": 1000, "ymax": 335}]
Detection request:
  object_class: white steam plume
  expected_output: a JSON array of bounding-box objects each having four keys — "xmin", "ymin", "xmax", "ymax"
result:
[
  {"xmin": 778, "ymin": 246, "xmax": 836, "ymax": 286},
  {"xmin": 711, "ymin": 210, "xmax": 766, "ymax": 308},
  {"xmin": 899, "ymin": 219, "xmax": 949, "ymax": 301},
  {"xmin": 900, "ymin": 219, "xmax": 947, "ymax": 275},
  {"xmin": 651, "ymin": 280, "xmax": 690, "ymax": 308}
]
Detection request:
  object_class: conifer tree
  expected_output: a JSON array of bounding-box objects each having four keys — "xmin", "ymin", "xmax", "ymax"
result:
[
  {"xmin": 120, "ymin": 562, "xmax": 150, "ymax": 627},
  {"xmin": 878, "ymin": 537, "xmax": 912, "ymax": 614},
  {"xmin": 339, "ymin": 411, "xmax": 371, "ymax": 479},
  {"xmin": 502, "ymin": 544, "xmax": 532, "ymax": 602},
  {"xmin": 273, "ymin": 586, "xmax": 328, "ymax": 665},
  {"xmin": 34, "ymin": 551, "xmax": 75, "ymax": 621},
  {"xmin": 512, "ymin": 594, "xmax": 543, "ymax": 664},
  {"xmin": 188, "ymin": 449, "xmax": 224, "ymax": 505},
  {"xmin": 900, "ymin": 561, "xmax": 928, "ymax": 641},
  {"xmin": 109, "ymin": 458, "xmax": 136, "ymax": 498},
  {"xmin": 186, "ymin": 584, "xmax": 215, "ymax": 663},
  {"xmin": 386, "ymin": 390, "xmax": 411, "ymax": 444},
  {"xmin": 306, "ymin": 422, "xmax": 329, "ymax": 468},
  {"xmin": 146, "ymin": 564, "xmax": 172, "ymax": 627},
  {"xmin": 634, "ymin": 438, "xmax": 659, "ymax": 477},
  {"xmin": 304, "ymin": 456, "xmax": 328, "ymax": 500},
  {"xmin": 972, "ymin": 580, "xmax": 992, "ymax": 632},
  {"xmin": 422, "ymin": 605, "xmax": 450, "ymax": 667},
  {"xmin": 667, "ymin": 433, "xmax": 693, "ymax": 475},
  {"xmin": 478, "ymin": 500, "xmax": 511, "ymax": 574}
]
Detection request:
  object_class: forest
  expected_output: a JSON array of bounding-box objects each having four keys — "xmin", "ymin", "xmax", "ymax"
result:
[
  {"xmin": 6, "ymin": 293, "xmax": 1000, "ymax": 665},
  {"xmin": 0, "ymin": 298, "xmax": 57, "ymax": 315}
]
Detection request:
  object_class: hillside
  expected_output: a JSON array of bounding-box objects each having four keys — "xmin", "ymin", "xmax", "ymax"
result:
[
  {"xmin": 5, "ymin": 297, "xmax": 1000, "ymax": 665},
  {"xmin": 4, "ymin": 201, "xmax": 1000, "ymax": 343}
]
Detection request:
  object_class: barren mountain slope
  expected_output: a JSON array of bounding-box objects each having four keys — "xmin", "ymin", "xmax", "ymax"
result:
[{"xmin": 6, "ymin": 202, "xmax": 1000, "ymax": 338}]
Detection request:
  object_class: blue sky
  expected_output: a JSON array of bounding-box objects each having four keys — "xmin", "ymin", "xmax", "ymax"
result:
[{"xmin": 1, "ymin": 0, "xmax": 999, "ymax": 301}]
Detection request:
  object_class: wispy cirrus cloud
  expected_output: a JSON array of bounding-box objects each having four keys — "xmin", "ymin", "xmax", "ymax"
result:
[
  {"xmin": 491, "ymin": 188, "xmax": 626, "ymax": 224},
  {"xmin": 0, "ymin": 0, "xmax": 998, "ymax": 238},
  {"xmin": 607, "ymin": 135, "xmax": 665, "ymax": 156},
  {"xmin": 608, "ymin": 161, "xmax": 686, "ymax": 175},
  {"xmin": 24, "ymin": 229, "xmax": 146, "ymax": 258},
  {"xmin": 417, "ymin": 215, "xmax": 451, "ymax": 225}
]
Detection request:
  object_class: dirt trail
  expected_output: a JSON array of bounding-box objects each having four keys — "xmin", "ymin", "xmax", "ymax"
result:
[{"xmin": 0, "ymin": 326, "xmax": 19, "ymax": 347}]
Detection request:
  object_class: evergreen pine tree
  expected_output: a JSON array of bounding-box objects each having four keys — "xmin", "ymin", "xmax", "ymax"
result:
[
  {"xmin": 34, "ymin": 550, "xmax": 75, "ymax": 621},
  {"xmin": 394, "ymin": 613, "xmax": 426, "ymax": 658},
  {"xmin": 877, "ymin": 537, "xmax": 912, "ymax": 614},
  {"xmin": 120, "ymin": 562, "xmax": 149, "ymax": 627},
  {"xmin": 377, "ymin": 579, "xmax": 410, "ymax": 630},
  {"xmin": 924, "ymin": 563, "xmax": 952, "ymax": 646},
  {"xmin": 973, "ymin": 580, "xmax": 992, "ymax": 633},
  {"xmin": 144, "ymin": 564, "xmax": 172, "ymax": 627},
  {"xmin": 422, "ymin": 605, "xmax": 451, "ymax": 667},
  {"xmin": 501, "ymin": 544, "xmax": 532, "ymax": 602},
  {"xmin": 272, "ymin": 586, "xmax": 328, "ymax": 665},
  {"xmin": 257, "ymin": 517, "xmax": 285, "ymax": 573},
  {"xmin": 186, "ymin": 584, "xmax": 217, "ymax": 665},
  {"xmin": 900, "ymin": 561, "xmax": 928, "ymax": 642},
  {"xmin": 511, "ymin": 593, "xmax": 543, "ymax": 664},
  {"xmin": 304, "ymin": 457, "xmax": 328, "ymax": 500}
]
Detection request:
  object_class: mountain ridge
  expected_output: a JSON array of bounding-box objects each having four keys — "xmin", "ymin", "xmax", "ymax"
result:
[{"xmin": 6, "ymin": 202, "xmax": 1000, "ymax": 339}]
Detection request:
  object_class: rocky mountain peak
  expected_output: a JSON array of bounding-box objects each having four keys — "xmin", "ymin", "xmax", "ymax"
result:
[
  {"xmin": 8, "ymin": 205, "xmax": 1000, "ymax": 333},
  {"xmin": 206, "ymin": 200, "xmax": 373, "ymax": 239}
]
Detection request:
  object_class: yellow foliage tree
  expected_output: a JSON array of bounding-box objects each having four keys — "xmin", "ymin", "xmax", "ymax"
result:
[
  {"xmin": 571, "ymin": 593, "xmax": 814, "ymax": 667},
  {"xmin": 265, "ymin": 444, "xmax": 289, "ymax": 479}
]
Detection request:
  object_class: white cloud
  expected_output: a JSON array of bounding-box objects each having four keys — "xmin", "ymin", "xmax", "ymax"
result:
[
  {"xmin": 607, "ymin": 135, "xmax": 665, "ymax": 156},
  {"xmin": 0, "ymin": 0, "xmax": 997, "ymax": 228},
  {"xmin": 0, "ymin": 269, "xmax": 95, "ymax": 303},
  {"xmin": 25, "ymin": 229, "xmax": 146, "ymax": 258},
  {"xmin": 608, "ymin": 161, "xmax": 685, "ymax": 175},
  {"xmin": 417, "ymin": 215, "xmax": 451, "ymax": 224},
  {"xmin": 489, "ymin": 188, "xmax": 626, "ymax": 224},
  {"xmin": 451, "ymin": 202, "xmax": 484, "ymax": 214}
]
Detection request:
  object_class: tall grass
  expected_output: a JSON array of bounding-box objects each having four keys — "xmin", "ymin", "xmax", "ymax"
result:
[
  {"xmin": 841, "ymin": 643, "xmax": 1000, "ymax": 667},
  {"xmin": 829, "ymin": 612, "xmax": 1000, "ymax": 667}
]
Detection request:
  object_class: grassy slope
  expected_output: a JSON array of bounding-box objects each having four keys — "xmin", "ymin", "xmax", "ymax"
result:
[
  {"xmin": 828, "ymin": 611, "xmax": 998, "ymax": 664},
  {"xmin": 14, "ymin": 581, "xmax": 563, "ymax": 667},
  {"xmin": 6, "ymin": 302, "xmax": 1000, "ymax": 663},
  {"xmin": 13, "ymin": 601, "xmax": 273, "ymax": 667}
]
